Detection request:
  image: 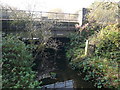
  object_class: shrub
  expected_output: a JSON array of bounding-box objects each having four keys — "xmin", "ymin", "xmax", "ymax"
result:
[
  {"xmin": 67, "ymin": 24, "xmax": 120, "ymax": 88},
  {"xmin": 2, "ymin": 35, "xmax": 41, "ymax": 88},
  {"xmin": 91, "ymin": 24, "xmax": 120, "ymax": 62},
  {"xmin": 66, "ymin": 22, "xmax": 101, "ymax": 61},
  {"xmin": 66, "ymin": 32, "xmax": 85, "ymax": 61},
  {"xmin": 90, "ymin": 24, "xmax": 120, "ymax": 88}
]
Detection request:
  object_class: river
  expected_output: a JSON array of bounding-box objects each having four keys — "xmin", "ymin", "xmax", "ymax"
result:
[{"xmin": 35, "ymin": 38, "xmax": 95, "ymax": 88}]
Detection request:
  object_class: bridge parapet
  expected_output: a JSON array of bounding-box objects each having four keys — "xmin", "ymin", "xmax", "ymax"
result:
[
  {"xmin": 1, "ymin": 9, "xmax": 80, "ymax": 38},
  {"xmin": 1, "ymin": 9, "xmax": 79, "ymax": 22}
]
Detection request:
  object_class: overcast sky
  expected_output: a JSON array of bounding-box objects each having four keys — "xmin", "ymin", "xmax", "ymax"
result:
[{"xmin": 0, "ymin": 0, "xmax": 119, "ymax": 13}]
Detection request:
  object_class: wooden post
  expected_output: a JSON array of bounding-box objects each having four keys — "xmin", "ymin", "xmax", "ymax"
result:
[{"xmin": 85, "ymin": 40, "xmax": 89, "ymax": 56}]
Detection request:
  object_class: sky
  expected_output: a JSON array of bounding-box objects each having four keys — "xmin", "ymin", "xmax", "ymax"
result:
[{"xmin": 0, "ymin": 0, "xmax": 119, "ymax": 13}]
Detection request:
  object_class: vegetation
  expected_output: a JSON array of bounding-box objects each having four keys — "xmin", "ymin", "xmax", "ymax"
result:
[
  {"xmin": 2, "ymin": 35, "xmax": 41, "ymax": 88},
  {"xmin": 65, "ymin": 2, "xmax": 120, "ymax": 88},
  {"xmin": 66, "ymin": 22, "xmax": 101, "ymax": 61},
  {"xmin": 48, "ymin": 8, "xmax": 65, "ymax": 19},
  {"xmin": 1, "ymin": 1, "xmax": 120, "ymax": 89},
  {"xmin": 88, "ymin": 1, "xmax": 118, "ymax": 25},
  {"xmin": 66, "ymin": 24, "xmax": 120, "ymax": 88},
  {"xmin": 2, "ymin": 6, "xmax": 59, "ymax": 88}
]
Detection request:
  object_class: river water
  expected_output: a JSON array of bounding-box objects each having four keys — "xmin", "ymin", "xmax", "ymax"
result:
[
  {"xmin": 41, "ymin": 66, "xmax": 95, "ymax": 88},
  {"xmin": 35, "ymin": 38, "xmax": 95, "ymax": 88}
]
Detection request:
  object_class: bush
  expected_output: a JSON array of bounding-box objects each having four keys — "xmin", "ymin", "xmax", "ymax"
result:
[
  {"xmin": 66, "ymin": 32, "xmax": 86, "ymax": 61},
  {"xmin": 89, "ymin": 24, "xmax": 120, "ymax": 62},
  {"xmin": 90, "ymin": 24, "xmax": 120, "ymax": 88},
  {"xmin": 66, "ymin": 22, "xmax": 101, "ymax": 61},
  {"xmin": 2, "ymin": 35, "xmax": 41, "ymax": 88},
  {"xmin": 66, "ymin": 24, "xmax": 120, "ymax": 88}
]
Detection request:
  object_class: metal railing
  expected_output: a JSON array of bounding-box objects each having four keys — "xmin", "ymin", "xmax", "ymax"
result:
[{"xmin": 1, "ymin": 9, "xmax": 79, "ymax": 22}]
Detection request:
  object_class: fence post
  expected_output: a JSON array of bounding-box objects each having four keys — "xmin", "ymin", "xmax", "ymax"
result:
[{"xmin": 85, "ymin": 40, "xmax": 89, "ymax": 56}]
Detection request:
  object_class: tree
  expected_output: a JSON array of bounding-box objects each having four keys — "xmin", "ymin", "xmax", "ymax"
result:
[
  {"xmin": 1, "ymin": 5, "xmax": 55, "ymax": 44},
  {"xmin": 47, "ymin": 8, "xmax": 64, "ymax": 20},
  {"xmin": 71, "ymin": 11, "xmax": 79, "ymax": 21},
  {"xmin": 2, "ymin": 5, "xmax": 59, "ymax": 81},
  {"xmin": 88, "ymin": 1, "xmax": 118, "ymax": 25}
]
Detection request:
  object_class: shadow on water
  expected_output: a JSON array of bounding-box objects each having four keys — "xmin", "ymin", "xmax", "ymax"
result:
[{"xmin": 36, "ymin": 37, "xmax": 95, "ymax": 88}]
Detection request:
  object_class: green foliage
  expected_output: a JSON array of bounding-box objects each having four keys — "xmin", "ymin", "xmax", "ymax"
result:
[
  {"xmin": 82, "ymin": 23, "xmax": 102, "ymax": 37},
  {"xmin": 91, "ymin": 24, "xmax": 120, "ymax": 62},
  {"xmin": 66, "ymin": 32, "xmax": 86, "ymax": 61},
  {"xmin": 66, "ymin": 22, "xmax": 101, "ymax": 61},
  {"xmin": 66, "ymin": 24, "xmax": 120, "ymax": 88},
  {"xmin": 2, "ymin": 35, "xmax": 41, "ymax": 88},
  {"xmin": 49, "ymin": 72, "xmax": 57, "ymax": 79},
  {"xmin": 90, "ymin": 24, "xmax": 120, "ymax": 88}
]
